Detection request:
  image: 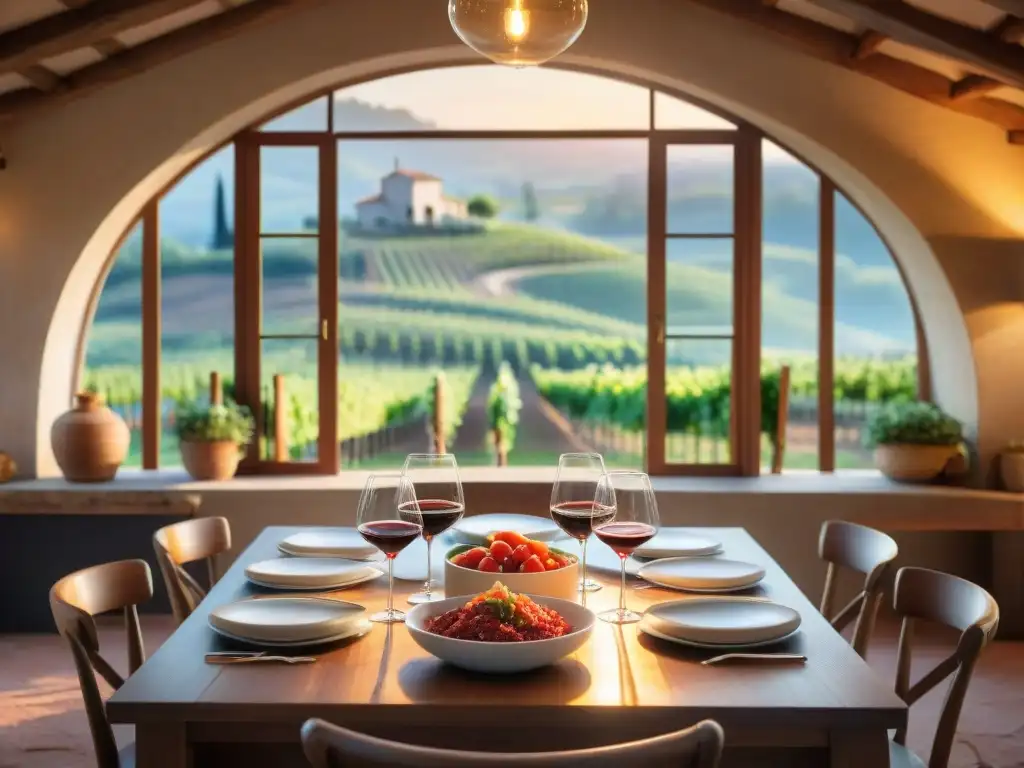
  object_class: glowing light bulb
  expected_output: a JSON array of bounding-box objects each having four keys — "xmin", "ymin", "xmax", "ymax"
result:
[{"xmin": 504, "ymin": 2, "xmax": 530, "ymax": 42}]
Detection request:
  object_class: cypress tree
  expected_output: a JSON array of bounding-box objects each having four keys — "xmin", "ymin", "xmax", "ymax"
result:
[{"xmin": 211, "ymin": 175, "xmax": 234, "ymax": 250}]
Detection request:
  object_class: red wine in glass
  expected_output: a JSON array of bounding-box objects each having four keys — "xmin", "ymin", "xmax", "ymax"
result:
[
  {"xmin": 402, "ymin": 499, "xmax": 465, "ymax": 538},
  {"xmin": 357, "ymin": 520, "xmax": 421, "ymax": 557},
  {"xmin": 594, "ymin": 521, "xmax": 658, "ymax": 557},
  {"xmin": 550, "ymin": 500, "xmax": 616, "ymax": 541}
]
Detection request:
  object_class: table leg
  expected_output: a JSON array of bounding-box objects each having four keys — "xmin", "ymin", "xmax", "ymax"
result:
[
  {"xmin": 829, "ymin": 728, "xmax": 889, "ymax": 767},
  {"xmin": 136, "ymin": 722, "xmax": 191, "ymax": 768}
]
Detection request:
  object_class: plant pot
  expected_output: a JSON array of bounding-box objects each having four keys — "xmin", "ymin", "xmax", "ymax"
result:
[
  {"xmin": 874, "ymin": 444, "xmax": 957, "ymax": 482},
  {"xmin": 0, "ymin": 452, "xmax": 16, "ymax": 483},
  {"xmin": 51, "ymin": 392, "xmax": 130, "ymax": 483},
  {"xmin": 180, "ymin": 440, "xmax": 241, "ymax": 481},
  {"xmin": 999, "ymin": 452, "xmax": 1024, "ymax": 493}
]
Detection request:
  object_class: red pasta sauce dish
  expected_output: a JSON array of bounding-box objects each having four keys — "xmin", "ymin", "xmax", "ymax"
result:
[{"xmin": 426, "ymin": 582, "xmax": 572, "ymax": 642}]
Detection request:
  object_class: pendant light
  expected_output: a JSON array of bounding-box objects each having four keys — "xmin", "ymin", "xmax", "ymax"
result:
[{"xmin": 448, "ymin": 0, "xmax": 589, "ymax": 68}]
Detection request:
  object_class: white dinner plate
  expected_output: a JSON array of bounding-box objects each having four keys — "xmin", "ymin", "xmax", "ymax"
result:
[
  {"xmin": 211, "ymin": 618, "xmax": 373, "ymax": 648},
  {"xmin": 637, "ymin": 557, "xmax": 765, "ymax": 593},
  {"xmin": 632, "ymin": 531, "xmax": 723, "ymax": 560},
  {"xmin": 245, "ymin": 558, "xmax": 382, "ymax": 590},
  {"xmin": 278, "ymin": 529, "xmax": 379, "ymax": 561},
  {"xmin": 641, "ymin": 597, "xmax": 801, "ymax": 646},
  {"xmin": 639, "ymin": 620, "xmax": 801, "ymax": 650},
  {"xmin": 208, "ymin": 597, "xmax": 366, "ymax": 644},
  {"xmin": 450, "ymin": 514, "xmax": 563, "ymax": 545}
]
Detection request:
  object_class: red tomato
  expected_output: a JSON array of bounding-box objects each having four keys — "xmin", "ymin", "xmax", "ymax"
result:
[
  {"xmin": 543, "ymin": 557, "xmax": 560, "ymax": 571},
  {"xmin": 500, "ymin": 556, "xmax": 517, "ymax": 573},
  {"xmin": 477, "ymin": 556, "xmax": 500, "ymax": 573},
  {"xmin": 550, "ymin": 553, "xmax": 569, "ymax": 568},
  {"xmin": 526, "ymin": 540, "xmax": 549, "ymax": 559},
  {"xmin": 451, "ymin": 553, "xmax": 471, "ymax": 568},
  {"xmin": 494, "ymin": 531, "xmax": 531, "ymax": 548},
  {"xmin": 511, "ymin": 544, "xmax": 532, "ymax": 565},
  {"xmin": 521, "ymin": 555, "xmax": 546, "ymax": 573},
  {"xmin": 461, "ymin": 547, "xmax": 489, "ymax": 568},
  {"xmin": 489, "ymin": 540, "xmax": 514, "ymax": 561}
]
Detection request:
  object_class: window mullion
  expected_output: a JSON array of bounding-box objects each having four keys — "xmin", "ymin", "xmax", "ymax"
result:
[{"xmin": 819, "ymin": 178, "xmax": 837, "ymax": 473}]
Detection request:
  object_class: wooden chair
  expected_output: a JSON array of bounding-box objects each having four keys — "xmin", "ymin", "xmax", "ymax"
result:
[
  {"xmin": 889, "ymin": 567, "xmax": 999, "ymax": 768},
  {"xmin": 50, "ymin": 559, "xmax": 153, "ymax": 768},
  {"xmin": 153, "ymin": 516, "xmax": 231, "ymax": 625},
  {"xmin": 301, "ymin": 718, "xmax": 724, "ymax": 767},
  {"xmin": 818, "ymin": 519, "xmax": 898, "ymax": 657}
]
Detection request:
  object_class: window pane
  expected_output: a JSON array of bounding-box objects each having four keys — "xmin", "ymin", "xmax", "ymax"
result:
[
  {"xmin": 260, "ymin": 97, "xmax": 328, "ymax": 132},
  {"xmin": 655, "ymin": 92, "xmax": 735, "ymax": 130},
  {"xmin": 337, "ymin": 137, "xmax": 647, "ymax": 469},
  {"xmin": 667, "ymin": 145, "xmax": 734, "ymax": 234},
  {"xmin": 333, "ymin": 65, "xmax": 650, "ymax": 131},
  {"xmin": 261, "ymin": 237, "xmax": 319, "ymax": 336},
  {"xmin": 665, "ymin": 338, "xmax": 732, "ymax": 465},
  {"xmin": 160, "ymin": 145, "xmax": 237, "ymax": 467},
  {"xmin": 666, "ymin": 238, "xmax": 733, "ymax": 335},
  {"xmin": 82, "ymin": 223, "xmax": 143, "ymax": 467},
  {"xmin": 834, "ymin": 192, "xmax": 917, "ymax": 469},
  {"xmin": 260, "ymin": 146, "xmax": 319, "ymax": 233},
  {"xmin": 260, "ymin": 339, "xmax": 319, "ymax": 462},
  {"xmin": 762, "ymin": 140, "xmax": 819, "ymax": 471}
]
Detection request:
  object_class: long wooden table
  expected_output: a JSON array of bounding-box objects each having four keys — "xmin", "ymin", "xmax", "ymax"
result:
[{"xmin": 108, "ymin": 526, "xmax": 907, "ymax": 767}]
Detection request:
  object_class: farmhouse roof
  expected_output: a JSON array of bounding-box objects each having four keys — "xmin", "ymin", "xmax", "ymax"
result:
[
  {"xmin": 356, "ymin": 194, "xmax": 384, "ymax": 205},
  {"xmin": 388, "ymin": 169, "xmax": 440, "ymax": 181}
]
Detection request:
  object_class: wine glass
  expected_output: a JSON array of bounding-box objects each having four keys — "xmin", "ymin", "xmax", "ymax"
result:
[
  {"xmin": 549, "ymin": 452, "xmax": 607, "ymax": 593},
  {"xmin": 401, "ymin": 453, "xmax": 465, "ymax": 605},
  {"xmin": 592, "ymin": 471, "xmax": 660, "ymax": 625},
  {"xmin": 356, "ymin": 473, "xmax": 422, "ymax": 624}
]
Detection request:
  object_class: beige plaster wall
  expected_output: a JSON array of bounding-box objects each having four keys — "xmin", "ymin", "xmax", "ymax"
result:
[{"xmin": 0, "ymin": 0, "xmax": 1022, "ymax": 480}]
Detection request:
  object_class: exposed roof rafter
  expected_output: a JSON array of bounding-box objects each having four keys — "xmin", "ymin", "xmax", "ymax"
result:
[
  {"xmin": 851, "ymin": 29, "xmax": 888, "ymax": 59},
  {"xmin": 949, "ymin": 74, "xmax": 1004, "ymax": 100},
  {"xmin": 980, "ymin": 0, "xmax": 1024, "ymax": 17}
]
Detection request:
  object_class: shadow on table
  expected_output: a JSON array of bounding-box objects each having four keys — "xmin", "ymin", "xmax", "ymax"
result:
[
  {"xmin": 636, "ymin": 628, "xmax": 807, "ymax": 662},
  {"xmin": 397, "ymin": 657, "xmax": 592, "ymax": 704}
]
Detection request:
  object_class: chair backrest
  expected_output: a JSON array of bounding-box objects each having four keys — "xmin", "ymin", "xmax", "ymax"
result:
[
  {"xmin": 153, "ymin": 516, "xmax": 231, "ymax": 625},
  {"xmin": 891, "ymin": 567, "xmax": 999, "ymax": 768},
  {"xmin": 50, "ymin": 559, "xmax": 153, "ymax": 768},
  {"xmin": 818, "ymin": 520, "xmax": 898, "ymax": 657},
  {"xmin": 301, "ymin": 718, "xmax": 724, "ymax": 768}
]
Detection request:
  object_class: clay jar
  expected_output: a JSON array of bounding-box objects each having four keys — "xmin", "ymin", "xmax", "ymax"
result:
[{"xmin": 51, "ymin": 392, "xmax": 130, "ymax": 482}]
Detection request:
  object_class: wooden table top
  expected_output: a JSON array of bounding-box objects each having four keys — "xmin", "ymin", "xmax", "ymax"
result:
[{"xmin": 108, "ymin": 526, "xmax": 906, "ymax": 736}]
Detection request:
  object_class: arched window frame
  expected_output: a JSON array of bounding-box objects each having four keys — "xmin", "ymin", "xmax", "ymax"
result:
[{"xmin": 79, "ymin": 63, "xmax": 930, "ymax": 477}]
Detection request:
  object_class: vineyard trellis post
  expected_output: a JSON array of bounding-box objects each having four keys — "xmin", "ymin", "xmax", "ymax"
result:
[
  {"xmin": 273, "ymin": 374, "xmax": 288, "ymax": 462},
  {"xmin": 210, "ymin": 372, "xmax": 223, "ymax": 406},
  {"xmin": 432, "ymin": 372, "xmax": 446, "ymax": 454},
  {"xmin": 771, "ymin": 365, "xmax": 791, "ymax": 474}
]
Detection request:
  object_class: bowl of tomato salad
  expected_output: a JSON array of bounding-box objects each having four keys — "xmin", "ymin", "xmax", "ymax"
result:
[
  {"xmin": 405, "ymin": 582, "xmax": 596, "ymax": 673},
  {"xmin": 444, "ymin": 530, "xmax": 579, "ymax": 601}
]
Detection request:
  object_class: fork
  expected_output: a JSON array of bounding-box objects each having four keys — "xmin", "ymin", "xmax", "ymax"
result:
[
  {"xmin": 205, "ymin": 653, "xmax": 316, "ymax": 665},
  {"xmin": 701, "ymin": 653, "xmax": 806, "ymax": 666}
]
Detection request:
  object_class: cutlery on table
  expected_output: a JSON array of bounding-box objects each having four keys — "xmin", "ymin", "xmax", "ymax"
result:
[
  {"xmin": 701, "ymin": 653, "xmax": 807, "ymax": 666},
  {"xmin": 205, "ymin": 652, "xmax": 317, "ymax": 665}
]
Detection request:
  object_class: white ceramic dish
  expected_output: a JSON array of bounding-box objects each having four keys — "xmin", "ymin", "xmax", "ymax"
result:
[
  {"xmin": 639, "ymin": 620, "xmax": 801, "ymax": 650},
  {"xmin": 632, "ymin": 531, "xmax": 723, "ymax": 560},
  {"xmin": 405, "ymin": 593, "xmax": 596, "ymax": 674},
  {"xmin": 450, "ymin": 514, "xmax": 563, "ymax": 545},
  {"xmin": 641, "ymin": 597, "xmax": 801, "ymax": 646},
  {"xmin": 245, "ymin": 558, "xmax": 381, "ymax": 590},
  {"xmin": 247, "ymin": 571, "xmax": 382, "ymax": 592},
  {"xmin": 444, "ymin": 544, "xmax": 579, "ymax": 601},
  {"xmin": 637, "ymin": 557, "xmax": 765, "ymax": 592},
  {"xmin": 278, "ymin": 530, "xmax": 379, "ymax": 561},
  {"xmin": 208, "ymin": 597, "xmax": 366, "ymax": 644},
  {"xmin": 211, "ymin": 618, "xmax": 373, "ymax": 648}
]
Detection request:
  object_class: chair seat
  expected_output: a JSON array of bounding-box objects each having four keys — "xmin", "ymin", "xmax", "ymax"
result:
[{"xmin": 889, "ymin": 741, "xmax": 927, "ymax": 768}]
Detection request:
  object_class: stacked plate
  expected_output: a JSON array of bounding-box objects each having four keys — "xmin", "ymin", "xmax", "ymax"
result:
[
  {"xmin": 639, "ymin": 597, "xmax": 801, "ymax": 650},
  {"xmin": 246, "ymin": 557, "xmax": 383, "ymax": 591},
  {"xmin": 637, "ymin": 557, "xmax": 765, "ymax": 594},
  {"xmin": 632, "ymin": 530, "xmax": 723, "ymax": 560},
  {"xmin": 209, "ymin": 597, "xmax": 371, "ymax": 647},
  {"xmin": 278, "ymin": 529, "xmax": 380, "ymax": 560},
  {"xmin": 450, "ymin": 513, "xmax": 563, "ymax": 545}
]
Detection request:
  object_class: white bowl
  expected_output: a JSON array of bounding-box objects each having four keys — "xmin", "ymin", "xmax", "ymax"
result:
[
  {"xmin": 444, "ymin": 544, "xmax": 579, "ymax": 601},
  {"xmin": 405, "ymin": 593, "xmax": 596, "ymax": 674}
]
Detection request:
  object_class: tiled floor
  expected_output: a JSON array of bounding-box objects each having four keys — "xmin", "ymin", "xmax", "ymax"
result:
[{"xmin": 1, "ymin": 615, "xmax": 1021, "ymax": 767}]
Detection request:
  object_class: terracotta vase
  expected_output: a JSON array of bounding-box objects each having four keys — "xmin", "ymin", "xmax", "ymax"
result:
[
  {"xmin": 180, "ymin": 440, "xmax": 241, "ymax": 481},
  {"xmin": 0, "ymin": 452, "xmax": 16, "ymax": 483},
  {"xmin": 874, "ymin": 444, "xmax": 957, "ymax": 483},
  {"xmin": 51, "ymin": 392, "xmax": 130, "ymax": 483},
  {"xmin": 999, "ymin": 452, "xmax": 1024, "ymax": 493}
]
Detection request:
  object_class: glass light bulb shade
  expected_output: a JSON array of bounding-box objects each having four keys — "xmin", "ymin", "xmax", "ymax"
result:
[{"xmin": 449, "ymin": 0, "xmax": 589, "ymax": 68}]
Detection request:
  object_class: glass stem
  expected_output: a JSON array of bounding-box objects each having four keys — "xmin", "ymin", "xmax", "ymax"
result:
[
  {"xmin": 387, "ymin": 557, "xmax": 394, "ymax": 617},
  {"xmin": 581, "ymin": 537, "xmax": 589, "ymax": 586},
  {"xmin": 424, "ymin": 537, "xmax": 433, "ymax": 597},
  {"xmin": 619, "ymin": 555, "xmax": 627, "ymax": 615}
]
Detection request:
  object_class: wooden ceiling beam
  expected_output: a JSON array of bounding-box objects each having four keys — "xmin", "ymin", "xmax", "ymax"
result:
[
  {"xmin": 0, "ymin": 0, "xmax": 210, "ymax": 77},
  {"xmin": 807, "ymin": 0, "xmax": 1024, "ymax": 91},
  {"xmin": 981, "ymin": 0, "xmax": 1024, "ymax": 17},
  {"xmin": 1009, "ymin": 130, "xmax": 1024, "ymax": 144},
  {"xmin": 949, "ymin": 74, "xmax": 1004, "ymax": 100},
  {"xmin": 851, "ymin": 29, "xmax": 887, "ymax": 60},
  {"xmin": 681, "ymin": 0, "xmax": 1024, "ymax": 140},
  {"xmin": 990, "ymin": 15, "xmax": 1024, "ymax": 43},
  {"xmin": 18, "ymin": 65, "xmax": 63, "ymax": 92},
  {"xmin": 0, "ymin": 0, "xmax": 319, "ymax": 124}
]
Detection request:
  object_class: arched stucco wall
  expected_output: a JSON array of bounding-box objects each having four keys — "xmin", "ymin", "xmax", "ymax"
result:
[{"xmin": 1, "ymin": 0, "xmax": 1021, "ymax": 479}]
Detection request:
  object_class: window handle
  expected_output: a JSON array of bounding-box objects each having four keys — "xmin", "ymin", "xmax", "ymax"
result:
[
  {"xmin": 657, "ymin": 320, "xmax": 665, "ymax": 345},
  {"xmin": 321, "ymin": 319, "xmax": 329, "ymax": 341}
]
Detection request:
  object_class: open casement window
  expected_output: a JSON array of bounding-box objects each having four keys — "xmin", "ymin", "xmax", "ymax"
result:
[
  {"xmin": 646, "ymin": 128, "xmax": 762, "ymax": 476},
  {"xmin": 234, "ymin": 133, "xmax": 339, "ymax": 474}
]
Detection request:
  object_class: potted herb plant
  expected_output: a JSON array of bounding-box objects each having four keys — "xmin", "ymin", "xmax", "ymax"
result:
[
  {"xmin": 176, "ymin": 401, "xmax": 254, "ymax": 481},
  {"xmin": 867, "ymin": 401, "xmax": 963, "ymax": 482},
  {"xmin": 999, "ymin": 440, "xmax": 1024, "ymax": 493}
]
